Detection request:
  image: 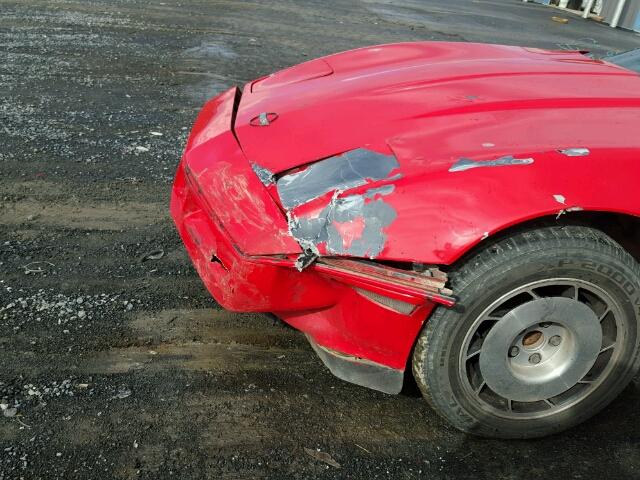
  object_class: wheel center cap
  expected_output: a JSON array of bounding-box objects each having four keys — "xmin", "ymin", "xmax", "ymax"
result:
[
  {"xmin": 522, "ymin": 330, "xmax": 543, "ymax": 348},
  {"xmin": 479, "ymin": 297, "xmax": 602, "ymax": 402}
]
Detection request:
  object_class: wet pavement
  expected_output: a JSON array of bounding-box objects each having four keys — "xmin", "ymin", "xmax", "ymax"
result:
[{"xmin": 1, "ymin": 0, "xmax": 639, "ymax": 478}]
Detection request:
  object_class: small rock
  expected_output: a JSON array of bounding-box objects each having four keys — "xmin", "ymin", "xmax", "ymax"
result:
[
  {"xmin": 3, "ymin": 408, "xmax": 17, "ymax": 418},
  {"xmin": 139, "ymin": 248, "xmax": 165, "ymax": 262},
  {"xmin": 114, "ymin": 386, "xmax": 132, "ymax": 399}
]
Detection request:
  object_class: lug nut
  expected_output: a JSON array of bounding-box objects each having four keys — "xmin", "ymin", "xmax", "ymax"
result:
[
  {"xmin": 549, "ymin": 335, "xmax": 562, "ymax": 347},
  {"xmin": 529, "ymin": 353, "xmax": 542, "ymax": 364},
  {"xmin": 509, "ymin": 346, "xmax": 520, "ymax": 358}
]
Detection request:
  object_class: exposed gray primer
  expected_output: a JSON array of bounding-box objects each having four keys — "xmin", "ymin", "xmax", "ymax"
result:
[
  {"xmin": 553, "ymin": 194, "xmax": 567, "ymax": 205},
  {"xmin": 558, "ymin": 148, "xmax": 590, "ymax": 157},
  {"xmin": 361, "ymin": 184, "xmax": 395, "ymax": 199},
  {"xmin": 251, "ymin": 162, "xmax": 274, "ymax": 186},
  {"xmin": 276, "ymin": 149, "xmax": 400, "ymax": 209},
  {"xmin": 556, "ymin": 206, "xmax": 584, "ymax": 219},
  {"xmin": 289, "ymin": 186, "xmax": 397, "ymax": 265},
  {"xmin": 449, "ymin": 155, "xmax": 534, "ymax": 173}
]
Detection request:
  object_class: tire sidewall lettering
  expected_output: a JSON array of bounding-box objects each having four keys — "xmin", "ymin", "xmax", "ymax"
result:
[{"xmin": 558, "ymin": 259, "xmax": 640, "ymax": 306}]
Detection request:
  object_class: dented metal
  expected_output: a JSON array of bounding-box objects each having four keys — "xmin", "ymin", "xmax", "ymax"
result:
[
  {"xmin": 276, "ymin": 148, "xmax": 400, "ymax": 209},
  {"xmin": 313, "ymin": 257, "xmax": 455, "ymax": 306},
  {"xmin": 172, "ymin": 41, "xmax": 640, "ymax": 393},
  {"xmin": 289, "ymin": 187, "xmax": 397, "ymax": 260},
  {"xmin": 275, "ymin": 149, "xmax": 403, "ymax": 267},
  {"xmin": 293, "ymin": 249, "xmax": 319, "ymax": 271}
]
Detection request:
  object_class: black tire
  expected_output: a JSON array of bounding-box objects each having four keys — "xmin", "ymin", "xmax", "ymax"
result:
[{"xmin": 412, "ymin": 225, "xmax": 640, "ymax": 439}]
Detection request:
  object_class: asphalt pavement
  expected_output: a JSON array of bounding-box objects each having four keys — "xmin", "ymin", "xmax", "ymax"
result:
[{"xmin": 1, "ymin": 1, "xmax": 639, "ymax": 478}]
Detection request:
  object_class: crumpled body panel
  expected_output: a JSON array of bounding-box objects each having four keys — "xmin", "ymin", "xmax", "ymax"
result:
[
  {"xmin": 178, "ymin": 88, "xmax": 300, "ymax": 256},
  {"xmin": 172, "ymin": 42, "xmax": 640, "ymax": 390},
  {"xmin": 234, "ymin": 42, "xmax": 640, "ymax": 264}
]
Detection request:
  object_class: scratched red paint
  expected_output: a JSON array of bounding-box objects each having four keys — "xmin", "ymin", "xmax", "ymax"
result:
[
  {"xmin": 332, "ymin": 216, "xmax": 366, "ymax": 252},
  {"xmin": 171, "ymin": 42, "xmax": 640, "ymax": 373}
]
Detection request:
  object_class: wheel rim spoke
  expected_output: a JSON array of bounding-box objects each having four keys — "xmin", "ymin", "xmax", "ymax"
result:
[
  {"xmin": 466, "ymin": 349, "xmax": 481, "ymax": 361},
  {"xmin": 599, "ymin": 308, "xmax": 611, "ymax": 322},
  {"xmin": 599, "ymin": 343, "xmax": 616, "ymax": 354}
]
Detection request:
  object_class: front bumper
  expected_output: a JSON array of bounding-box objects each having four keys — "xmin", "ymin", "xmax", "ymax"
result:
[{"xmin": 170, "ymin": 88, "xmax": 453, "ymax": 390}]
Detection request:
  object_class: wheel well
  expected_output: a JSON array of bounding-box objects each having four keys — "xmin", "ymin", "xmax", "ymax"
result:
[
  {"xmin": 582, "ymin": 212, "xmax": 640, "ymax": 262},
  {"xmin": 406, "ymin": 211, "xmax": 640, "ymax": 393},
  {"xmin": 453, "ymin": 211, "xmax": 640, "ymax": 268}
]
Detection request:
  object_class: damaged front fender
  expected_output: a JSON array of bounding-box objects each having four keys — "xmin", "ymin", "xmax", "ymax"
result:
[{"xmin": 270, "ymin": 148, "xmax": 403, "ymax": 268}]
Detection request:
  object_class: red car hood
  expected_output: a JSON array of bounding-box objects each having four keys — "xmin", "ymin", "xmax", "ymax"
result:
[
  {"xmin": 225, "ymin": 42, "xmax": 640, "ymax": 264},
  {"xmin": 234, "ymin": 41, "xmax": 638, "ymax": 173}
]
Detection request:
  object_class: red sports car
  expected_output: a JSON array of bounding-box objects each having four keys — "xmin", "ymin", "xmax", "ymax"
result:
[{"xmin": 171, "ymin": 42, "xmax": 640, "ymax": 438}]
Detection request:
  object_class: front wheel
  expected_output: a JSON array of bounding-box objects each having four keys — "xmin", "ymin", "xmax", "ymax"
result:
[{"xmin": 413, "ymin": 225, "xmax": 640, "ymax": 439}]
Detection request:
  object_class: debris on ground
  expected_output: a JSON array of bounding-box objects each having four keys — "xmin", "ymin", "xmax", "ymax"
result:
[
  {"xmin": 112, "ymin": 386, "xmax": 132, "ymax": 400},
  {"xmin": 1, "ymin": 0, "xmax": 638, "ymax": 478},
  {"xmin": 304, "ymin": 448, "xmax": 341, "ymax": 468},
  {"xmin": 3, "ymin": 407, "xmax": 17, "ymax": 418},
  {"xmin": 21, "ymin": 262, "xmax": 55, "ymax": 275},
  {"xmin": 139, "ymin": 248, "xmax": 165, "ymax": 262}
]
